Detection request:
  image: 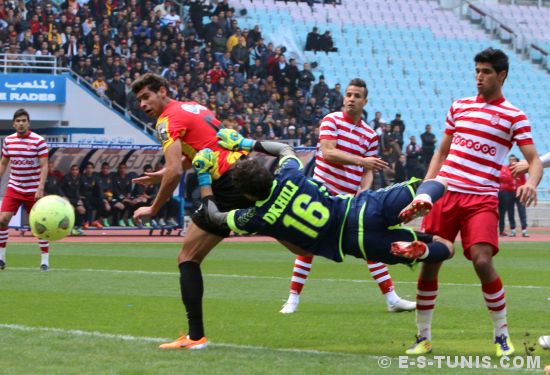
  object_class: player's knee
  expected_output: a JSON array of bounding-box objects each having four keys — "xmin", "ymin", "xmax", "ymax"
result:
[{"xmin": 471, "ymin": 253, "xmax": 493, "ymax": 272}]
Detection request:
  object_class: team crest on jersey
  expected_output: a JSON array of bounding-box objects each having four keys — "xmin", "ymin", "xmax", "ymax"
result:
[
  {"xmin": 181, "ymin": 103, "xmax": 207, "ymax": 114},
  {"xmin": 490, "ymin": 114, "xmax": 500, "ymax": 125},
  {"xmin": 156, "ymin": 118, "xmax": 169, "ymax": 143}
]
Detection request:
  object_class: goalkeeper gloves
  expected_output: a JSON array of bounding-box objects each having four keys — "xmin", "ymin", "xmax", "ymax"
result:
[
  {"xmin": 192, "ymin": 148, "xmax": 217, "ymax": 187},
  {"xmin": 217, "ymin": 128, "xmax": 254, "ymax": 151}
]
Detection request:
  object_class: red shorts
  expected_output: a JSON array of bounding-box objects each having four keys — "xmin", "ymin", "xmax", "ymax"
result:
[
  {"xmin": 421, "ymin": 190, "xmax": 499, "ymax": 260},
  {"xmin": 1, "ymin": 187, "xmax": 37, "ymax": 214}
]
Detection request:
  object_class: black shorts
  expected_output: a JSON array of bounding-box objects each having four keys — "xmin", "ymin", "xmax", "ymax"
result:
[{"xmin": 191, "ymin": 167, "xmax": 254, "ymax": 237}]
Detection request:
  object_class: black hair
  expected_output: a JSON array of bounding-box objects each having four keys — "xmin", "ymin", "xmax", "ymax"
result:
[
  {"xmin": 232, "ymin": 159, "xmax": 274, "ymax": 200},
  {"xmin": 86, "ymin": 162, "xmax": 95, "ymax": 168},
  {"xmin": 13, "ymin": 108, "xmax": 30, "ymax": 122},
  {"xmin": 474, "ymin": 48, "xmax": 509, "ymax": 82},
  {"xmin": 131, "ymin": 72, "xmax": 170, "ymax": 94},
  {"xmin": 347, "ymin": 78, "xmax": 368, "ymax": 98}
]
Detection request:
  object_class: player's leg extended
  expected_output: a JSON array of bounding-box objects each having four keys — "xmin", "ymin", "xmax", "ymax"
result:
[
  {"xmin": 0, "ymin": 211, "xmax": 14, "ymax": 270},
  {"xmin": 399, "ymin": 179, "xmax": 447, "ymax": 223},
  {"xmin": 280, "ymin": 255, "xmax": 314, "ymax": 314},
  {"xmin": 159, "ymin": 222, "xmax": 222, "ymax": 350},
  {"xmin": 470, "ymin": 244, "xmax": 514, "ymax": 357},
  {"xmin": 406, "ymin": 261, "xmax": 442, "ymax": 355},
  {"xmin": 24, "ymin": 199, "xmax": 50, "ymax": 271},
  {"xmin": 391, "ymin": 233, "xmax": 454, "ymax": 262}
]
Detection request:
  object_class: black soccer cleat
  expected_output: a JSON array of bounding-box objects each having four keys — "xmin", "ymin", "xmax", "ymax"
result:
[
  {"xmin": 0, "ymin": 260, "xmax": 5, "ymax": 270},
  {"xmin": 40, "ymin": 264, "xmax": 49, "ymax": 272}
]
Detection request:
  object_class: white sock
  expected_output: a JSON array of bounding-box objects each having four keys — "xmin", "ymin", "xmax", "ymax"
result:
[
  {"xmin": 287, "ymin": 292, "xmax": 300, "ymax": 305},
  {"xmin": 384, "ymin": 289, "xmax": 400, "ymax": 305},
  {"xmin": 0, "ymin": 247, "xmax": 5, "ymax": 262},
  {"xmin": 41, "ymin": 253, "xmax": 49, "ymax": 266},
  {"xmin": 417, "ymin": 309, "xmax": 434, "ymax": 341},
  {"xmin": 415, "ymin": 193, "xmax": 432, "ymax": 203},
  {"xmin": 491, "ymin": 309, "xmax": 509, "ymax": 337},
  {"xmin": 419, "ymin": 247, "xmax": 429, "ymax": 260}
]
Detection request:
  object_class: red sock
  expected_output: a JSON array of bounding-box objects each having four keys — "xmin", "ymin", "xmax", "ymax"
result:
[
  {"xmin": 38, "ymin": 240, "xmax": 49, "ymax": 254},
  {"xmin": 367, "ymin": 261, "xmax": 394, "ymax": 294},
  {"xmin": 482, "ymin": 277, "xmax": 505, "ymax": 312},
  {"xmin": 289, "ymin": 255, "xmax": 314, "ymax": 295}
]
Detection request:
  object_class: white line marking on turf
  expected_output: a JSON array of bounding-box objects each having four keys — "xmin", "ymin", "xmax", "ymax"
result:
[
  {"xmin": 9, "ymin": 267, "xmax": 550, "ymax": 290},
  {"xmin": 0, "ymin": 324, "xmax": 540, "ymax": 372}
]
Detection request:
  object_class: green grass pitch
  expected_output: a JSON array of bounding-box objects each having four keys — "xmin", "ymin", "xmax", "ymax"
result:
[{"xmin": 1, "ymin": 241, "xmax": 549, "ymax": 374}]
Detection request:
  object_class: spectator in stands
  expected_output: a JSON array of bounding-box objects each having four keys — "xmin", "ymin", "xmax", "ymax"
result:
[
  {"xmin": 394, "ymin": 153, "xmax": 408, "ymax": 183},
  {"xmin": 80, "ymin": 162, "xmax": 104, "ymax": 229},
  {"xmin": 297, "ymin": 62, "xmax": 315, "ymax": 98},
  {"xmin": 61, "ymin": 164, "xmax": 86, "ymax": 235},
  {"xmin": 106, "ymin": 71, "xmax": 126, "ymax": 112},
  {"xmin": 312, "ymin": 75, "xmax": 329, "ymax": 104},
  {"xmin": 405, "ymin": 135, "xmax": 424, "ymax": 179},
  {"xmin": 328, "ymin": 83, "xmax": 343, "ymax": 112},
  {"xmin": 92, "ymin": 69, "xmax": 108, "ymax": 97},
  {"xmin": 390, "ymin": 113, "xmax": 406, "ymax": 134},
  {"xmin": 230, "ymin": 36, "xmax": 248, "ymax": 74},
  {"xmin": 273, "ymin": 54, "xmax": 289, "ymax": 91},
  {"xmin": 305, "ymin": 26, "xmax": 320, "ymax": 52},
  {"xmin": 420, "ymin": 124, "xmax": 437, "ymax": 169},
  {"xmin": 286, "ymin": 58, "xmax": 299, "ymax": 95},
  {"xmin": 319, "ymin": 31, "xmax": 337, "ymax": 53},
  {"xmin": 370, "ymin": 111, "xmax": 383, "ymax": 131}
]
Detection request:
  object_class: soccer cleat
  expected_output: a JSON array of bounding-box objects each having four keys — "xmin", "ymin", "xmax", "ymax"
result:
[
  {"xmin": 539, "ymin": 335, "xmax": 550, "ymax": 349},
  {"xmin": 40, "ymin": 264, "xmax": 48, "ymax": 272},
  {"xmin": 158, "ymin": 218, "xmax": 167, "ymax": 226},
  {"xmin": 406, "ymin": 336, "xmax": 432, "ymax": 355},
  {"xmin": 159, "ymin": 335, "xmax": 208, "ymax": 350},
  {"xmin": 509, "ymin": 230, "xmax": 516, "ymax": 237},
  {"xmin": 82, "ymin": 222, "xmax": 90, "ymax": 230},
  {"xmin": 71, "ymin": 228, "xmax": 82, "ymax": 236},
  {"xmin": 102, "ymin": 219, "xmax": 110, "ymax": 228},
  {"xmin": 522, "ymin": 230, "xmax": 530, "ymax": 237},
  {"xmin": 495, "ymin": 334, "xmax": 515, "ymax": 357},
  {"xmin": 387, "ymin": 297, "xmax": 416, "ymax": 312},
  {"xmin": 280, "ymin": 293, "xmax": 300, "ymax": 314},
  {"xmin": 0, "ymin": 260, "xmax": 5, "ymax": 270},
  {"xmin": 391, "ymin": 241, "xmax": 428, "ymax": 260},
  {"xmin": 399, "ymin": 194, "xmax": 433, "ymax": 223},
  {"xmin": 127, "ymin": 219, "xmax": 136, "ymax": 227},
  {"xmin": 92, "ymin": 220, "xmax": 104, "ymax": 229},
  {"xmin": 118, "ymin": 219, "xmax": 127, "ymax": 227}
]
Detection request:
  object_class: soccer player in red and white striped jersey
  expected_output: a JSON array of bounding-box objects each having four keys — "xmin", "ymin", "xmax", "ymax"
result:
[
  {"xmin": 280, "ymin": 78, "xmax": 416, "ymax": 314},
  {"xmin": 0, "ymin": 109, "xmax": 49, "ymax": 271},
  {"xmin": 406, "ymin": 48, "xmax": 542, "ymax": 357}
]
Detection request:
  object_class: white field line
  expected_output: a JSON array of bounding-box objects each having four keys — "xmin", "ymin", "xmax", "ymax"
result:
[
  {"xmin": 0, "ymin": 323, "xmax": 542, "ymax": 373},
  {"xmin": 8, "ymin": 267, "xmax": 550, "ymax": 290}
]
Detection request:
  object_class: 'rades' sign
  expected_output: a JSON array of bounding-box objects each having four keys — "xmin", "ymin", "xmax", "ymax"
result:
[{"xmin": 0, "ymin": 74, "xmax": 66, "ymax": 103}]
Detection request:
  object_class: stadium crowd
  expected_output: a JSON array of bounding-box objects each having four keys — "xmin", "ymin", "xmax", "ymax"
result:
[{"xmin": 0, "ymin": 0, "xmax": 443, "ymax": 188}]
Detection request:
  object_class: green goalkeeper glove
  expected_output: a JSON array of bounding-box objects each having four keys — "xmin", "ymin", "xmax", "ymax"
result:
[
  {"xmin": 217, "ymin": 128, "xmax": 254, "ymax": 151},
  {"xmin": 192, "ymin": 148, "xmax": 217, "ymax": 187}
]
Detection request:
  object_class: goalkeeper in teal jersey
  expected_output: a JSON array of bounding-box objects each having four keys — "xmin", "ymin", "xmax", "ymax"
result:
[{"xmin": 191, "ymin": 130, "xmax": 454, "ymax": 264}]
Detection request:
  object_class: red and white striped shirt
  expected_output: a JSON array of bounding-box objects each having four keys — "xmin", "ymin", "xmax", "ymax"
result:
[
  {"xmin": 313, "ymin": 112, "xmax": 378, "ymax": 195},
  {"xmin": 438, "ymin": 95, "xmax": 533, "ymax": 196},
  {"xmin": 2, "ymin": 131, "xmax": 48, "ymax": 194}
]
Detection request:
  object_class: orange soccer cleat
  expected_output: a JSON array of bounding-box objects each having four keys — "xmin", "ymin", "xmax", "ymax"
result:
[
  {"xmin": 391, "ymin": 241, "xmax": 428, "ymax": 260},
  {"xmin": 398, "ymin": 194, "xmax": 433, "ymax": 223},
  {"xmin": 158, "ymin": 335, "xmax": 208, "ymax": 350},
  {"xmin": 91, "ymin": 220, "xmax": 104, "ymax": 229}
]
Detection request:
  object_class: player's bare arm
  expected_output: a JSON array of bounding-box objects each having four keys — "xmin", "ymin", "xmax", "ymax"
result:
[
  {"xmin": 133, "ymin": 156, "xmax": 190, "ymax": 186},
  {"xmin": 0, "ymin": 155, "xmax": 9, "ymax": 178},
  {"xmin": 133, "ymin": 141, "xmax": 183, "ymax": 220},
  {"xmin": 36, "ymin": 156, "xmax": 48, "ymax": 200},
  {"xmin": 357, "ymin": 169, "xmax": 374, "ymax": 193},
  {"xmin": 424, "ymin": 132, "xmax": 453, "ymax": 179},
  {"xmin": 516, "ymin": 143, "xmax": 543, "ymax": 206},
  {"xmin": 510, "ymin": 151, "xmax": 550, "ymax": 176},
  {"xmin": 320, "ymin": 139, "xmax": 387, "ymax": 170}
]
